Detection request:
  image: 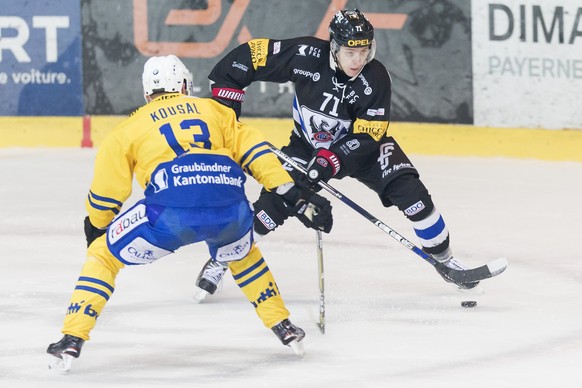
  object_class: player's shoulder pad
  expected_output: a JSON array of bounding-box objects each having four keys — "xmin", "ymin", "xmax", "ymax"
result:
[
  {"xmin": 360, "ymin": 59, "xmax": 391, "ymax": 84},
  {"xmin": 353, "ymin": 61, "xmax": 392, "ymax": 97},
  {"xmin": 277, "ymin": 36, "xmax": 329, "ymax": 55}
]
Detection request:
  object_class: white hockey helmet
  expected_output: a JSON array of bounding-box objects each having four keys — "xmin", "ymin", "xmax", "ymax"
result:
[{"xmin": 142, "ymin": 55, "xmax": 193, "ymax": 100}]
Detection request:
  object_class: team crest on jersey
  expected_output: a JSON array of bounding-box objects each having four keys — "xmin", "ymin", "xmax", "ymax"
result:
[
  {"xmin": 313, "ymin": 131, "xmax": 333, "ymax": 142},
  {"xmin": 299, "ymin": 106, "xmax": 350, "ymax": 148}
]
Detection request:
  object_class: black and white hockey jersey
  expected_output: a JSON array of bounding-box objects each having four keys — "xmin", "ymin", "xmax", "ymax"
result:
[{"xmin": 208, "ymin": 36, "xmax": 392, "ymax": 176}]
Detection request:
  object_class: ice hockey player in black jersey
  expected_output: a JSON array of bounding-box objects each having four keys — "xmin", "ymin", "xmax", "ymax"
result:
[{"xmin": 194, "ymin": 9, "xmax": 477, "ymax": 301}]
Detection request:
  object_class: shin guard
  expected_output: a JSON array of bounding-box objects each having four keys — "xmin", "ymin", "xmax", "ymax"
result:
[
  {"xmin": 62, "ymin": 237, "xmax": 123, "ymax": 340},
  {"xmin": 228, "ymin": 245, "xmax": 289, "ymax": 328}
]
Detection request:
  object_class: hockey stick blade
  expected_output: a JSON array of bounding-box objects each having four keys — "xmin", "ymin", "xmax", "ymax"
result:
[
  {"xmin": 266, "ymin": 143, "xmax": 509, "ymax": 286},
  {"xmin": 436, "ymin": 257, "xmax": 508, "ymax": 284}
]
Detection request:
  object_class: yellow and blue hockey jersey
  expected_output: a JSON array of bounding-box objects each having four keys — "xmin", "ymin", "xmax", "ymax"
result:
[{"xmin": 86, "ymin": 93, "xmax": 292, "ymax": 229}]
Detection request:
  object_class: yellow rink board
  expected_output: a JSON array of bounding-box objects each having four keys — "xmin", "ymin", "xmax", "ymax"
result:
[{"xmin": 0, "ymin": 116, "xmax": 580, "ymax": 162}]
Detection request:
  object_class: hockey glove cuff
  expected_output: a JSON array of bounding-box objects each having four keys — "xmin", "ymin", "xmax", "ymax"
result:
[
  {"xmin": 292, "ymin": 170, "xmax": 323, "ymax": 193},
  {"xmin": 306, "ymin": 149, "xmax": 341, "ymax": 185},
  {"xmin": 252, "ymin": 190, "xmax": 291, "ymax": 236},
  {"xmin": 84, "ymin": 216, "xmax": 106, "ymax": 247},
  {"xmin": 211, "ymin": 86, "xmax": 245, "ymax": 118}
]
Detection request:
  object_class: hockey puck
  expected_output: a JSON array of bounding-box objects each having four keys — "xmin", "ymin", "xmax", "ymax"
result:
[{"xmin": 461, "ymin": 301, "xmax": 477, "ymax": 308}]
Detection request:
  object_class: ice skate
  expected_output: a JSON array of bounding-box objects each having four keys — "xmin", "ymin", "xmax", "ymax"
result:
[
  {"xmin": 271, "ymin": 319, "xmax": 305, "ymax": 358},
  {"xmin": 47, "ymin": 334, "xmax": 85, "ymax": 373},
  {"xmin": 193, "ymin": 258, "xmax": 228, "ymax": 303}
]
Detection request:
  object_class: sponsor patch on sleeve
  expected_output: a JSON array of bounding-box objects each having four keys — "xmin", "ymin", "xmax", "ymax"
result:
[
  {"xmin": 248, "ymin": 39, "xmax": 269, "ymax": 70},
  {"xmin": 366, "ymin": 108, "xmax": 385, "ymax": 116},
  {"xmin": 353, "ymin": 118, "xmax": 388, "ymax": 141}
]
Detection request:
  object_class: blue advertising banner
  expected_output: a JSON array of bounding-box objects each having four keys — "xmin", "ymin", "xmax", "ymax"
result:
[{"xmin": 0, "ymin": 0, "xmax": 82, "ymax": 115}]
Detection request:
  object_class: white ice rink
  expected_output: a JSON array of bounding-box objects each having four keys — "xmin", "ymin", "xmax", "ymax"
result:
[{"xmin": 1, "ymin": 148, "xmax": 581, "ymax": 387}]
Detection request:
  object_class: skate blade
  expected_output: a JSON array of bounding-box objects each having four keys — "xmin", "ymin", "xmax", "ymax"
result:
[
  {"xmin": 48, "ymin": 354, "xmax": 74, "ymax": 374},
  {"xmin": 288, "ymin": 339, "xmax": 305, "ymax": 358},
  {"xmin": 192, "ymin": 287, "xmax": 210, "ymax": 303}
]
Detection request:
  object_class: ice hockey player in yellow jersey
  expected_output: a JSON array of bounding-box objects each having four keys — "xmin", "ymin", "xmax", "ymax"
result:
[{"xmin": 46, "ymin": 55, "xmax": 333, "ymax": 373}]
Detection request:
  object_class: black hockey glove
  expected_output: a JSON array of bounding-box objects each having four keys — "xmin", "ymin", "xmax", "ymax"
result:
[
  {"xmin": 84, "ymin": 216, "xmax": 106, "ymax": 247},
  {"xmin": 253, "ymin": 190, "xmax": 290, "ymax": 236},
  {"xmin": 291, "ymin": 170, "xmax": 323, "ymax": 193},
  {"xmin": 281, "ymin": 186, "xmax": 333, "ymax": 233},
  {"xmin": 306, "ymin": 148, "xmax": 341, "ymax": 185},
  {"xmin": 211, "ymin": 85, "xmax": 245, "ymax": 119},
  {"xmin": 252, "ymin": 186, "xmax": 333, "ymax": 236}
]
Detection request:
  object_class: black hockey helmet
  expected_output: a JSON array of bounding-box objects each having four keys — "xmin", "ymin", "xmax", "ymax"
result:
[
  {"xmin": 329, "ymin": 9, "xmax": 374, "ymax": 48},
  {"xmin": 328, "ymin": 9, "xmax": 376, "ymax": 78}
]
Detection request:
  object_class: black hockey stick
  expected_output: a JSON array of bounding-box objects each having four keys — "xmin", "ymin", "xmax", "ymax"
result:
[{"xmin": 267, "ymin": 143, "xmax": 508, "ymax": 286}]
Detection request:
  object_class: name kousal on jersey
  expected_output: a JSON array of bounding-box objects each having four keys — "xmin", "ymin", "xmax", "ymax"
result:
[{"xmin": 149, "ymin": 101, "xmax": 201, "ymax": 122}]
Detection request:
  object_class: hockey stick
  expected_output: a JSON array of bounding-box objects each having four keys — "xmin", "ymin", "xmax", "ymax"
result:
[
  {"xmin": 315, "ymin": 230, "xmax": 325, "ymax": 334},
  {"xmin": 267, "ymin": 143, "xmax": 508, "ymax": 286}
]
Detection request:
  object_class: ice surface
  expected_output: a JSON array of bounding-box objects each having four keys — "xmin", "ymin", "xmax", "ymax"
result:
[{"xmin": 1, "ymin": 148, "xmax": 581, "ymax": 387}]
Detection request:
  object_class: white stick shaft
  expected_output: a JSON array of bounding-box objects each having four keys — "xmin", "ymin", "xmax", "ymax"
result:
[{"xmin": 316, "ymin": 230, "xmax": 325, "ymax": 334}]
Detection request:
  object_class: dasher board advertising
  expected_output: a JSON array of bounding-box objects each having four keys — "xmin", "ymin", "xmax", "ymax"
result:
[
  {"xmin": 0, "ymin": 1, "xmax": 82, "ymax": 115},
  {"xmin": 472, "ymin": 1, "xmax": 582, "ymax": 129}
]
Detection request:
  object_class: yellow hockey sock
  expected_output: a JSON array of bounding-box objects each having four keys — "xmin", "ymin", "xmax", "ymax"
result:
[
  {"xmin": 62, "ymin": 236, "xmax": 124, "ymax": 340},
  {"xmin": 228, "ymin": 245, "xmax": 289, "ymax": 328}
]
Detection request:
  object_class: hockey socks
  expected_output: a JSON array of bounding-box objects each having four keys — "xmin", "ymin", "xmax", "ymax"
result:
[{"xmin": 228, "ymin": 245, "xmax": 290, "ymax": 329}]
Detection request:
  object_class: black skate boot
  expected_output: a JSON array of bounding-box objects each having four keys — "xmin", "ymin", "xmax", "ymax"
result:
[
  {"xmin": 271, "ymin": 319, "xmax": 305, "ymax": 357},
  {"xmin": 47, "ymin": 334, "xmax": 85, "ymax": 373},
  {"xmin": 193, "ymin": 258, "xmax": 228, "ymax": 302}
]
